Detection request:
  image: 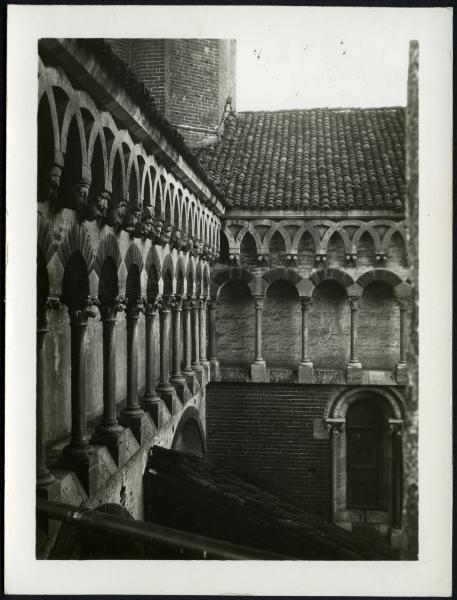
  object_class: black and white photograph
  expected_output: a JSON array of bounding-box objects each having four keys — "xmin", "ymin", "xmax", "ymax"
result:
[{"xmin": 4, "ymin": 4, "xmax": 452, "ymax": 596}]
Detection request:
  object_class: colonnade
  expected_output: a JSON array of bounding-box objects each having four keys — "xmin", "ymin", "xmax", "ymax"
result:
[
  {"xmin": 249, "ymin": 292, "xmax": 410, "ymax": 384},
  {"xmin": 36, "ymin": 290, "xmax": 216, "ymax": 492}
]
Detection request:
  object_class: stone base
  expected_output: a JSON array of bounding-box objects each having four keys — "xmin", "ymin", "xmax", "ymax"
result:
[
  {"xmin": 192, "ymin": 366, "xmax": 205, "ymax": 388},
  {"xmin": 141, "ymin": 396, "xmax": 170, "ymax": 429},
  {"xmin": 170, "ymin": 378, "xmax": 187, "ymax": 404},
  {"xmin": 91, "ymin": 426, "xmax": 129, "ymax": 467},
  {"xmin": 60, "ymin": 445, "xmax": 100, "ymax": 495},
  {"xmin": 209, "ymin": 359, "xmax": 220, "ymax": 381},
  {"xmin": 298, "ymin": 362, "xmax": 314, "ymax": 383},
  {"xmin": 395, "ymin": 363, "xmax": 409, "ymax": 385},
  {"xmin": 183, "ymin": 370, "xmax": 199, "ymax": 395},
  {"xmin": 251, "ymin": 361, "xmax": 267, "ymax": 382},
  {"xmin": 118, "ymin": 410, "xmax": 150, "ymax": 446},
  {"xmin": 346, "ymin": 362, "xmax": 363, "ymax": 384},
  {"xmin": 157, "ymin": 384, "xmax": 181, "ymax": 415}
]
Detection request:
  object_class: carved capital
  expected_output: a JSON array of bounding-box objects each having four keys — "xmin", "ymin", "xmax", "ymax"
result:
[
  {"xmin": 160, "ymin": 294, "xmax": 176, "ymax": 311},
  {"xmin": 300, "ymin": 297, "xmax": 313, "ymax": 311},
  {"xmin": 315, "ymin": 253, "xmax": 326, "ymax": 265},
  {"xmin": 325, "ymin": 419, "xmax": 345, "ymax": 437},
  {"xmin": 388, "ymin": 420, "xmax": 403, "ymax": 437},
  {"xmin": 99, "ymin": 296, "xmax": 126, "ymax": 321},
  {"xmin": 182, "ymin": 295, "xmax": 196, "ymax": 310},
  {"xmin": 37, "ymin": 295, "xmax": 62, "ymax": 330},
  {"xmin": 169, "ymin": 295, "xmax": 183, "ymax": 311},
  {"xmin": 397, "ymin": 298, "xmax": 410, "ymax": 312},
  {"xmin": 254, "ymin": 296, "xmax": 265, "ymax": 310},
  {"xmin": 229, "ymin": 253, "xmax": 240, "ymax": 265},
  {"xmin": 68, "ymin": 296, "xmax": 99, "ymax": 325},
  {"xmin": 207, "ymin": 296, "xmax": 220, "ymax": 310},
  {"xmin": 126, "ymin": 297, "xmax": 145, "ymax": 318},
  {"xmin": 144, "ymin": 295, "xmax": 162, "ymax": 316},
  {"xmin": 348, "ymin": 296, "xmax": 360, "ymax": 311}
]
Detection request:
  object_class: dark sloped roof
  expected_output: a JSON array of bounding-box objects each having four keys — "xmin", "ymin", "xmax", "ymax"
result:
[
  {"xmin": 196, "ymin": 107, "xmax": 405, "ymax": 211},
  {"xmin": 145, "ymin": 446, "xmax": 394, "ymax": 560}
]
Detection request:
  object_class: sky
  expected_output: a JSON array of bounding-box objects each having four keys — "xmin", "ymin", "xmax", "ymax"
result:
[{"xmin": 233, "ymin": 8, "xmax": 433, "ymax": 112}]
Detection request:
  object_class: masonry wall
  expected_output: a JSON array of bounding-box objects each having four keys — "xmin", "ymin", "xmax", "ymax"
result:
[{"xmin": 206, "ymin": 383, "xmax": 339, "ymax": 517}]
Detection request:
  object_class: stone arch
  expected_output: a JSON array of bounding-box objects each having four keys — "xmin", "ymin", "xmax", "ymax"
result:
[
  {"xmin": 352, "ymin": 224, "xmax": 382, "ymax": 254},
  {"xmin": 146, "ymin": 261, "xmax": 160, "ymax": 300},
  {"xmin": 124, "ymin": 243, "xmax": 143, "ymax": 275},
  {"xmin": 326, "ymin": 386, "xmax": 404, "ymax": 421},
  {"xmin": 310, "ymin": 268, "xmax": 354, "ymax": 291},
  {"xmin": 325, "ymin": 230, "xmax": 347, "ymax": 267},
  {"xmin": 58, "ymin": 223, "xmax": 95, "ymax": 273},
  {"xmin": 60, "ymin": 112, "xmax": 88, "ymax": 210},
  {"xmin": 88, "ymin": 130, "xmax": 108, "ymax": 197},
  {"xmin": 186, "ymin": 259, "xmax": 195, "ymax": 296},
  {"xmin": 239, "ymin": 231, "xmax": 258, "ymax": 269},
  {"xmin": 60, "ymin": 100, "xmax": 88, "ymax": 168},
  {"xmin": 356, "ymin": 269, "xmax": 403, "ymax": 291},
  {"xmin": 126, "ymin": 152, "xmax": 141, "ymax": 206},
  {"xmin": 145, "ymin": 245, "xmax": 161, "ymax": 279},
  {"xmin": 382, "ymin": 223, "xmax": 407, "ymax": 254},
  {"xmin": 219, "ymin": 230, "xmax": 230, "ymax": 263},
  {"xmin": 161, "ymin": 253, "xmax": 175, "ymax": 281},
  {"xmin": 175, "ymin": 257, "xmax": 186, "ymax": 295},
  {"xmin": 171, "ymin": 406, "xmax": 206, "ymax": 456},
  {"xmin": 109, "ymin": 144, "xmax": 127, "ymax": 208},
  {"xmin": 263, "ymin": 278, "xmax": 300, "ymax": 367},
  {"xmin": 263, "ymin": 224, "xmax": 292, "ymax": 254},
  {"xmin": 355, "ymin": 231, "xmax": 377, "ymax": 267},
  {"xmin": 325, "ymin": 387, "xmax": 404, "ymax": 533},
  {"xmin": 61, "ymin": 251, "xmax": 90, "ymax": 310},
  {"xmin": 212, "ymin": 266, "xmax": 254, "ymax": 298},
  {"xmin": 321, "ymin": 225, "xmax": 352, "ymax": 255},
  {"xmin": 142, "ymin": 167, "xmax": 154, "ymax": 208},
  {"xmin": 296, "ymin": 230, "xmax": 317, "ymax": 270},
  {"xmin": 98, "ymin": 256, "xmax": 119, "ymax": 305},
  {"xmin": 94, "ymin": 234, "xmax": 122, "ymax": 278},
  {"xmin": 292, "ymin": 225, "xmax": 321, "ymax": 254},
  {"xmin": 38, "ymin": 90, "xmax": 61, "ymax": 203},
  {"xmin": 387, "ymin": 230, "xmax": 408, "ymax": 267}
]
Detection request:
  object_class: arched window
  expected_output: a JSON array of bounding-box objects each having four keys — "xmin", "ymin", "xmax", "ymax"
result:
[{"xmin": 346, "ymin": 400, "xmax": 384, "ymax": 509}]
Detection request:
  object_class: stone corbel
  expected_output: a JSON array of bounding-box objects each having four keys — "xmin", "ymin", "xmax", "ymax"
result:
[
  {"xmin": 72, "ymin": 178, "xmax": 92, "ymax": 221},
  {"xmin": 315, "ymin": 253, "xmax": 326, "ymax": 266},
  {"xmin": 388, "ymin": 418, "xmax": 403, "ymax": 437},
  {"xmin": 229, "ymin": 253, "xmax": 240, "ymax": 265},
  {"xmin": 257, "ymin": 254, "xmax": 268, "ymax": 264},
  {"xmin": 286, "ymin": 253, "xmax": 298, "ymax": 263},
  {"xmin": 123, "ymin": 204, "xmax": 142, "ymax": 238},
  {"xmin": 376, "ymin": 252, "xmax": 387, "ymax": 265},
  {"xmin": 40, "ymin": 164, "xmax": 62, "ymax": 210},
  {"xmin": 345, "ymin": 253, "xmax": 357, "ymax": 267},
  {"xmin": 325, "ymin": 418, "xmax": 346, "ymax": 437},
  {"xmin": 104, "ymin": 199, "xmax": 128, "ymax": 232}
]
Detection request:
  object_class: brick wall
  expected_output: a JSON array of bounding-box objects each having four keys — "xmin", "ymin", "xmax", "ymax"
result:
[{"xmin": 206, "ymin": 382, "xmax": 339, "ymax": 517}]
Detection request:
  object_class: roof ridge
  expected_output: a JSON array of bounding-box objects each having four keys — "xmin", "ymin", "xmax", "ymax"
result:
[{"xmin": 235, "ymin": 106, "xmax": 405, "ymax": 116}]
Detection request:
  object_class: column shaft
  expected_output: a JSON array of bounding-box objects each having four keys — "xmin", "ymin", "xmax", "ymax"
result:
[
  {"xmin": 254, "ymin": 297, "xmax": 264, "ymax": 363},
  {"xmin": 349, "ymin": 298, "xmax": 359, "ymax": 363},
  {"xmin": 208, "ymin": 299, "xmax": 217, "ymax": 361},
  {"xmin": 399, "ymin": 304, "xmax": 408, "ymax": 363},
  {"xmin": 157, "ymin": 300, "xmax": 173, "ymax": 391},
  {"xmin": 144, "ymin": 301, "xmax": 160, "ymax": 399},
  {"xmin": 171, "ymin": 298, "xmax": 184, "ymax": 380},
  {"xmin": 199, "ymin": 298, "xmax": 208, "ymax": 364},
  {"xmin": 37, "ymin": 308, "xmax": 54, "ymax": 485},
  {"xmin": 300, "ymin": 298, "xmax": 312, "ymax": 363},
  {"xmin": 182, "ymin": 298, "xmax": 193, "ymax": 373},
  {"xmin": 192, "ymin": 301, "xmax": 201, "ymax": 368}
]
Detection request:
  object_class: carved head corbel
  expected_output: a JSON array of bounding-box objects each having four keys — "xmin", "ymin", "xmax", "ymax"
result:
[
  {"xmin": 105, "ymin": 199, "xmax": 128, "ymax": 232},
  {"xmin": 123, "ymin": 203, "xmax": 142, "ymax": 236},
  {"xmin": 85, "ymin": 190, "xmax": 110, "ymax": 222},
  {"xmin": 40, "ymin": 164, "xmax": 62, "ymax": 209},
  {"xmin": 140, "ymin": 206, "xmax": 155, "ymax": 240},
  {"xmin": 152, "ymin": 217, "xmax": 164, "ymax": 244},
  {"xmin": 72, "ymin": 178, "xmax": 91, "ymax": 220},
  {"xmin": 170, "ymin": 228, "xmax": 182, "ymax": 251}
]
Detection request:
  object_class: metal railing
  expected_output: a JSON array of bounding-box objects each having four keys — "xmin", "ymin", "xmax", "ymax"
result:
[{"xmin": 37, "ymin": 498, "xmax": 293, "ymax": 560}]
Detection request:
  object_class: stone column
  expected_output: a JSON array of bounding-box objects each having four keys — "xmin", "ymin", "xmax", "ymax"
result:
[
  {"xmin": 182, "ymin": 296, "xmax": 194, "ymax": 374},
  {"xmin": 92, "ymin": 297, "xmax": 127, "ymax": 465},
  {"xmin": 199, "ymin": 296, "xmax": 210, "ymax": 370},
  {"xmin": 191, "ymin": 298, "xmax": 202, "ymax": 370},
  {"xmin": 389, "ymin": 421, "xmax": 403, "ymax": 531},
  {"xmin": 251, "ymin": 296, "xmax": 267, "ymax": 382},
  {"xmin": 396, "ymin": 299, "xmax": 409, "ymax": 384},
  {"xmin": 156, "ymin": 295, "xmax": 176, "ymax": 411},
  {"xmin": 207, "ymin": 296, "xmax": 220, "ymax": 381},
  {"xmin": 119, "ymin": 298, "xmax": 147, "ymax": 444},
  {"xmin": 140, "ymin": 297, "xmax": 162, "ymax": 422},
  {"xmin": 170, "ymin": 296, "xmax": 186, "ymax": 402},
  {"xmin": 298, "ymin": 297, "xmax": 314, "ymax": 383},
  {"xmin": 61, "ymin": 298, "xmax": 99, "ymax": 493},
  {"xmin": 326, "ymin": 419, "xmax": 345, "ymax": 523},
  {"xmin": 36, "ymin": 298, "xmax": 60, "ymax": 489},
  {"xmin": 346, "ymin": 296, "xmax": 363, "ymax": 384}
]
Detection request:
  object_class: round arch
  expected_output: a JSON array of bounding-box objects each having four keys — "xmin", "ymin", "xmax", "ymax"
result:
[{"xmin": 171, "ymin": 406, "xmax": 206, "ymax": 457}]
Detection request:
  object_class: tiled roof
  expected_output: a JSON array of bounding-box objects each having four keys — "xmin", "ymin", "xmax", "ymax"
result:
[{"xmin": 196, "ymin": 107, "xmax": 405, "ymax": 211}]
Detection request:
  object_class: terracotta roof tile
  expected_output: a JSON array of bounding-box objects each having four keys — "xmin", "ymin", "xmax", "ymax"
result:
[{"xmin": 196, "ymin": 107, "xmax": 405, "ymax": 211}]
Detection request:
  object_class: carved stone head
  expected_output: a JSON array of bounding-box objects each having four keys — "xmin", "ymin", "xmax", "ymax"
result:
[
  {"xmin": 171, "ymin": 228, "xmax": 182, "ymax": 250},
  {"xmin": 41, "ymin": 165, "xmax": 62, "ymax": 207},
  {"xmin": 105, "ymin": 199, "xmax": 128, "ymax": 231},
  {"xmin": 72, "ymin": 179, "xmax": 91, "ymax": 217},
  {"xmin": 86, "ymin": 190, "xmax": 110, "ymax": 222},
  {"xmin": 160, "ymin": 223, "xmax": 173, "ymax": 246},
  {"xmin": 150, "ymin": 218, "xmax": 162, "ymax": 244},
  {"xmin": 123, "ymin": 204, "xmax": 142, "ymax": 235},
  {"xmin": 140, "ymin": 206, "xmax": 155, "ymax": 239}
]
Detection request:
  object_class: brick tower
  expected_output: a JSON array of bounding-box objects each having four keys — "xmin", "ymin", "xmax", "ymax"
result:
[{"xmin": 108, "ymin": 39, "xmax": 236, "ymax": 146}]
